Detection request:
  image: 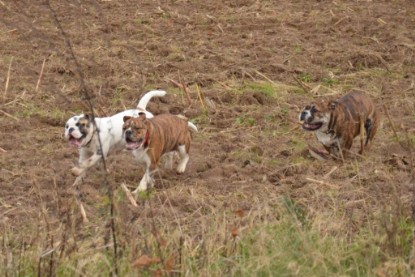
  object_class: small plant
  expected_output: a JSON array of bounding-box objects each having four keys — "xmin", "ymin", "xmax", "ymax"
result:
[
  {"xmin": 299, "ymin": 73, "xmax": 312, "ymax": 83},
  {"xmin": 235, "ymin": 116, "xmax": 256, "ymax": 126},
  {"xmin": 322, "ymin": 77, "xmax": 339, "ymax": 86},
  {"xmin": 293, "ymin": 44, "xmax": 302, "ymax": 53}
]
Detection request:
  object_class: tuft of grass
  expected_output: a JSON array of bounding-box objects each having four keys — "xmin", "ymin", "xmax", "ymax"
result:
[
  {"xmin": 299, "ymin": 73, "xmax": 312, "ymax": 83},
  {"xmin": 235, "ymin": 115, "xmax": 256, "ymax": 127},
  {"xmin": 245, "ymin": 82, "xmax": 275, "ymax": 98}
]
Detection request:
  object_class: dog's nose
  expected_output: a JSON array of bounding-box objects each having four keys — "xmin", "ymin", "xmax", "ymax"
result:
[
  {"xmin": 68, "ymin": 127, "xmax": 74, "ymax": 134},
  {"xmin": 125, "ymin": 130, "xmax": 132, "ymax": 137}
]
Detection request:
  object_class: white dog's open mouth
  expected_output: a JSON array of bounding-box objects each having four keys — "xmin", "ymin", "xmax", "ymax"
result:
[
  {"xmin": 302, "ymin": 122, "xmax": 323, "ymax": 131},
  {"xmin": 68, "ymin": 135, "xmax": 84, "ymax": 147}
]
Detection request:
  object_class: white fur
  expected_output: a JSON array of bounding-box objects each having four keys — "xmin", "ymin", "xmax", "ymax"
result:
[
  {"xmin": 64, "ymin": 90, "xmax": 166, "ymax": 184},
  {"xmin": 316, "ymin": 130, "xmax": 336, "ymax": 147}
]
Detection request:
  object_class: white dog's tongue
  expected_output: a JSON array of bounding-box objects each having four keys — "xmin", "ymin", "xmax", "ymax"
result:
[{"xmin": 69, "ymin": 137, "xmax": 82, "ymax": 148}]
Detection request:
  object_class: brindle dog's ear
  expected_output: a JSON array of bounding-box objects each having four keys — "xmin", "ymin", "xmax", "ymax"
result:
[
  {"xmin": 329, "ymin": 101, "xmax": 337, "ymax": 110},
  {"xmin": 123, "ymin": 116, "xmax": 132, "ymax": 122},
  {"xmin": 84, "ymin": 114, "xmax": 92, "ymax": 121}
]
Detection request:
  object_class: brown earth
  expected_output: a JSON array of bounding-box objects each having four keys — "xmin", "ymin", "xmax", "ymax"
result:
[{"xmin": 0, "ymin": 0, "xmax": 415, "ymax": 272}]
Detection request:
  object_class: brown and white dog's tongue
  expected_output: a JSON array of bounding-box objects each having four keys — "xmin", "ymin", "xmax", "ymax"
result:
[{"xmin": 126, "ymin": 141, "xmax": 143, "ymax": 150}]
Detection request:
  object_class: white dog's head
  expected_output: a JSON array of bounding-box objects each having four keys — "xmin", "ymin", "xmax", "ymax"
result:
[{"xmin": 64, "ymin": 114, "xmax": 95, "ymax": 148}]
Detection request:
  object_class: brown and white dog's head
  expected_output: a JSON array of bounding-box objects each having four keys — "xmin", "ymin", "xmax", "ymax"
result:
[
  {"xmin": 123, "ymin": 113, "xmax": 150, "ymax": 150},
  {"xmin": 299, "ymin": 99, "xmax": 337, "ymax": 133},
  {"xmin": 64, "ymin": 114, "xmax": 94, "ymax": 148}
]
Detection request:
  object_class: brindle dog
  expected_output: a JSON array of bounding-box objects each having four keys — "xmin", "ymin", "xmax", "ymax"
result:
[{"xmin": 299, "ymin": 92, "xmax": 379, "ymax": 159}]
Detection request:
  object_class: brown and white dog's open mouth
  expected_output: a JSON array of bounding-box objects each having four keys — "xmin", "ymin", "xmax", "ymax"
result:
[
  {"xmin": 302, "ymin": 122, "xmax": 323, "ymax": 131},
  {"xmin": 125, "ymin": 138, "xmax": 144, "ymax": 150}
]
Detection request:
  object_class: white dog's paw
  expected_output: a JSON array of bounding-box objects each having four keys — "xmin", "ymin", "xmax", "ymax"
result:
[
  {"xmin": 71, "ymin": 166, "xmax": 84, "ymax": 176},
  {"xmin": 133, "ymin": 182, "xmax": 148, "ymax": 194}
]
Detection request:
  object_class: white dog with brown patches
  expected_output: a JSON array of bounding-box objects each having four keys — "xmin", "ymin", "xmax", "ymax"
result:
[{"xmin": 64, "ymin": 90, "xmax": 166, "ymax": 183}]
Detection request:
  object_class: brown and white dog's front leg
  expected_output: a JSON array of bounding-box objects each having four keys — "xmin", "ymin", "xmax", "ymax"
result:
[
  {"xmin": 176, "ymin": 145, "xmax": 190, "ymax": 173},
  {"xmin": 133, "ymin": 153, "xmax": 157, "ymax": 193}
]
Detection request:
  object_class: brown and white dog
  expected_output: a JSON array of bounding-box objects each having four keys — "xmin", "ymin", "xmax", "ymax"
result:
[
  {"xmin": 123, "ymin": 113, "xmax": 197, "ymax": 193},
  {"xmin": 299, "ymin": 92, "xmax": 379, "ymax": 159}
]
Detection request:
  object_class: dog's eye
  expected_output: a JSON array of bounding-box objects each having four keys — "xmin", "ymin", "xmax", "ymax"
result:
[
  {"xmin": 65, "ymin": 124, "xmax": 68, "ymax": 129},
  {"xmin": 76, "ymin": 123, "xmax": 80, "ymax": 127}
]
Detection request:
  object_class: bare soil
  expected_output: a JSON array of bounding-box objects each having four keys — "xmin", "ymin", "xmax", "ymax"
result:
[{"xmin": 0, "ymin": 0, "xmax": 415, "ymax": 269}]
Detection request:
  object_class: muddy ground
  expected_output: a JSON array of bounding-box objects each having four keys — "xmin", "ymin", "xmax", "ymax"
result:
[{"xmin": 0, "ymin": 0, "xmax": 415, "ymax": 272}]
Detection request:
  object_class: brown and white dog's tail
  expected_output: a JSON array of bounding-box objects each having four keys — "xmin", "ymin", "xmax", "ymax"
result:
[
  {"xmin": 137, "ymin": 90, "xmax": 167, "ymax": 110},
  {"xmin": 176, "ymin": 114, "xmax": 198, "ymax": 133}
]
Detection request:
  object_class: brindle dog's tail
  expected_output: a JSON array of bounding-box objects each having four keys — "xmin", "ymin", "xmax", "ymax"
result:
[{"xmin": 364, "ymin": 118, "xmax": 373, "ymax": 146}]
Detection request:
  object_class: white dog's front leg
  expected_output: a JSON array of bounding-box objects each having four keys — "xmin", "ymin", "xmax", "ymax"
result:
[
  {"xmin": 72, "ymin": 153, "xmax": 103, "ymax": 176},
  {"xmin": 72, "ymin": 142, "xmax": 110, "ymax": 176}
]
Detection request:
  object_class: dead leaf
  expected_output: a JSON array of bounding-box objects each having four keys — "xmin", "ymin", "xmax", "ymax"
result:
[
  {"xmin": 234, "ymin": 209, "xmax": 244, "ymax": 218},
  {"xmin": 132, "ymin": 255, "xmax": 161, "ymax": 268},
  {"xmin": 165, "ymin": 255, "xmax": 175, "ymax": 272},
  {"xmin": 231, "ymin": 227, "xmax": 239, "ymax": 238},
  {"xmin": 152, "ymin": 269, "xmax": 162, "ymax": 277}
]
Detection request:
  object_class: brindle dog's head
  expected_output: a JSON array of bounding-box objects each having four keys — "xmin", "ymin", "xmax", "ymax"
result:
[
  {"xmin": 64, "ymin": 114, "xmax": 94, "ymax": 148},
  {"xmin": 123, "ymin": 112, "xmax": 150, "ymax": 150},
  {"xmin": 299, "ymin": 99, "xmax": 337, "ymax": 132}
]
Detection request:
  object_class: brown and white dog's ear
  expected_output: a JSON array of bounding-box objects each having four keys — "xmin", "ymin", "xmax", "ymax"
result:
[
  {"xmin": 84, "ymin": 114, "xmax": 93, "ymax": 121},
  {"xmin": 138, "ymin": 112, "xmax": 147, "ymax": 119},
  {"xmin": 329, "ymin": 101, "xmax": 337, "ymax": 110},
  {"xmin": 123, "ymin": 116, "xmax": 132, "ymax": 122}
]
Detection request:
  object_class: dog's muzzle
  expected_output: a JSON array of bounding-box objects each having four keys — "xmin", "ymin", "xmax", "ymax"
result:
[
  {"xmin": 67, "ymin": 128, "xmax": 85, "ymax": 147},
  {"xmin": 125, "ymin": 131, "xmax": 144, "ymax": 150}
]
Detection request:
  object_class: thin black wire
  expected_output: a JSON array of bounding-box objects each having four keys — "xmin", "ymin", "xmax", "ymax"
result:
[{"xmin": 44, "ymin": 1, "xmax": 118, "ymax": 275}]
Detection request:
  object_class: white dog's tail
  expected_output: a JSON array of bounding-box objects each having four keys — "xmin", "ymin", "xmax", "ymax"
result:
[
  {"xmin": 187, "ymin": 122, "xmax": 198, "ymax": 133},
  {"xmin": 137, "ymin": 90, "xmax": 167, "ymax": 110}
]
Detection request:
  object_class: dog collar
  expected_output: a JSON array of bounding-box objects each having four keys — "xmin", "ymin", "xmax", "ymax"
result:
[
  {"xmin": 142, "ymin": 130, "xmax": 150, "ymax": 148},
  {"xmin": 82, "ymin": 131, "xmax": 95, "ymax": 148}
]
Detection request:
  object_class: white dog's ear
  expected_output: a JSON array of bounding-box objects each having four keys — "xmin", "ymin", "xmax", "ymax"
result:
[
  {"xmin": 123, "ymin": 116, "xmax": 132, "ymax": 122},
  {"xmin": 84, "ymin": 114, "xmax": 93, "ymax": 121},
  {"xmin": 138, "ymin": 112, "xmax": 147, "ymax": 119}
]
